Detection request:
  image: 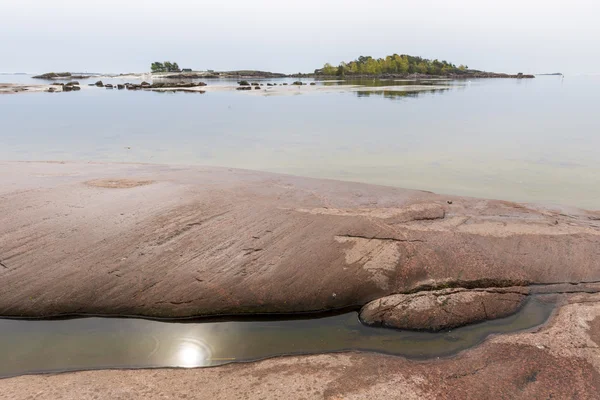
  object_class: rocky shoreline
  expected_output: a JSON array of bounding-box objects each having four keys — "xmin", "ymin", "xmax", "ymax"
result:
[
  {"xmin": 1, "ymin": 161, "xmax": 599, "ymax": 398},
  {"xmin": 307, "ymin": 71, "xmax": 535, "ymax": 79},
  {"xmin": 29, "ymin": 69, "xmax": 535, "ymax": 81},
  {"xmin": 1, "ymin": 162, "xmax": 598, "ymax": 323}
]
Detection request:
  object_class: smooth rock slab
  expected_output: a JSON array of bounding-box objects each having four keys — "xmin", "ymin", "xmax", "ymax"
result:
[
  {"xmin": 360, "ymin": 288, "xmax": 528, "ymax": 331},
  {"xmin": 0, "ymin": 161, "xmax": 599, "ymax": 318}
]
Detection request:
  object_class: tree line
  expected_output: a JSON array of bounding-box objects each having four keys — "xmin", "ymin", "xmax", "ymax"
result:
[
  {"xmin": 318, "ymin": 54, "xmax": 468, "ymax": 76},
  {"xmin": 151, "ymin": 61, "xmax": 181, "ymax": 73}
]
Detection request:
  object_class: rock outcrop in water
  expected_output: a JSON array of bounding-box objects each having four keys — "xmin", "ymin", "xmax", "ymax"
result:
[
  {"xmin": 360, "ymin": 288, "xmax": 528, "ymax": 331},
  {"xmin": 32, "ymin": 72, "xmax": 73, "ymax": 79},
  {"xmin": 32, "ymin": 72, "xmax": 93, "ymax": 80}
]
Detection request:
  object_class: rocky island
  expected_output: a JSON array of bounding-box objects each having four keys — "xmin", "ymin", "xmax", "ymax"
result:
[{"xmin": 0, "ymin": 53, "xmax": 533, "ymax": 96}]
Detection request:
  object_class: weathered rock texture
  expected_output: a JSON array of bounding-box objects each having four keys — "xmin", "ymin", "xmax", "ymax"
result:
[
  {"xmin": 360, "ymin": 288, "xmax": 528, "ymax": 331},
  {"xmin": 1, "ymin": 161, "xmax": 599, "ymax": 320},
  {"xmin": 1, "ymin": 293, "xmax": 599, "ymax": 399}
]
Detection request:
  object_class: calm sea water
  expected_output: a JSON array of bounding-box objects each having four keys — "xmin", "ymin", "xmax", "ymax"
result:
[{"xmin": 1, "ymin": 74, "xmax": 598, "ymax": 209}]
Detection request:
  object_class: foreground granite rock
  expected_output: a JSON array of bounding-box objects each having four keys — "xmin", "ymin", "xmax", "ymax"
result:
[
  {"xmin": 360, "ymin": 288, "xmax": 528, "ymax": 331},
  {"xmin": 1, "ymin": 292, "xmax": 599, "ymax": 399},
  {"xmin": 0, "ymin": 161, "xmax": 599, "ymax": 322}
]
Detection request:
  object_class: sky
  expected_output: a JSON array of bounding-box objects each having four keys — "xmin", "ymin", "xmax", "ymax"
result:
[{"xmin": 1, "ymin": 0, "xmax": 598, "ymax": 75}]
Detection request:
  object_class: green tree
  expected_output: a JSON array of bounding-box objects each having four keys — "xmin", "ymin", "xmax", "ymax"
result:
[
  {"xmin": 316, "ymin": 53, "xmax": 465, "ymax": 76},
  {"xmin": 151, "ymin": 62, "xmax": 165, "ymax": 73},
  {"xmin": 321, "ymin": 63, "xmax": 337, "ymax": 75}
]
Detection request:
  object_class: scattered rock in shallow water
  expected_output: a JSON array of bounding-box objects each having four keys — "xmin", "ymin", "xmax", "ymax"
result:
[
  {"xmin": 267, "ymin": 83, "xmax": 273, "ymax": 86},
  {"xmin": 141, "ymin": 81, "xmax": 151, "ymax": 87},
  {"xmin": 46, "ymin": 87, "xmax": 56, "ymax": 93},
  {"xmin": 238, "ymin": 80, "xmax": 250, "ymax": 86},
  {"xmin": 360, "ymin": 289, "xmax": 528, "ymax": 331},
  {"xmin": 65, "ymin": 81, "xmax": 79, "ymax": 86},
  {"xmin": 117, "ymin": 84, "xmax": 125, "ymax": 90},
  {"xmin": 105, "ymin": 84, "xmax": 114, "ymax": 89},
  {"xmin": 63, "ymin": 85, "xmax": 73, "ymax": 92},
  {"xmin": 236, "ymin": 86, "xmax": 252, "ymax": 91},
  {"xmin": 310, "ymin": 82, "xmax": 316, "ymax": 85},
  {"xmin": 292, "ymin": 81, "xmax": 304, "ymax": 85},
  {"xmin": 95, "ymin": 81, "xmax": 104, "ymax": 87},
  {"xmin": 71, "ymin": 86, "xmax": 81, "ymax": 91},
  {"xmin": 254, "ymin": 86, "xmax": 260, "ymax": 90},
  {"xmin": 251, "ymin": 83, "xmax": 259, "ymax": 86}
]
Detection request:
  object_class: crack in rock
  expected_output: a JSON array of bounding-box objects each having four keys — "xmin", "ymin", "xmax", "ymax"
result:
[{"xmin": 336, "ymin": 234, "xmax": 425, "ymax": 243}]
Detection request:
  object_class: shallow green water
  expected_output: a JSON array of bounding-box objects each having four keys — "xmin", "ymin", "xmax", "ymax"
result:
[{"xmin": 0, "ymin": 297, "xmax": 553, "ymax": 378}]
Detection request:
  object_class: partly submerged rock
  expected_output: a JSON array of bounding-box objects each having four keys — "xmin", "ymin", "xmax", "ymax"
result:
[{"xmin": 360, "ymin": 289, "xmax": 528, "ymax": 331}]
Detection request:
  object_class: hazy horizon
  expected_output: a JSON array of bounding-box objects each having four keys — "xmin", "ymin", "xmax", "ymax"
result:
[{"xmin": 2, "ymin": 0, "xmax": 598, "ymax": 75}]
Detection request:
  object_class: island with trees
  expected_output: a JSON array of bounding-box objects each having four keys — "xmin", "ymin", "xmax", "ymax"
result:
[
  {"xmin": 314, "ymin": 54, "xmax": 533, "ymax": 78},
  {"xmin": 23, "ymin": 53, "xmax": 534, "ymax": 92}
]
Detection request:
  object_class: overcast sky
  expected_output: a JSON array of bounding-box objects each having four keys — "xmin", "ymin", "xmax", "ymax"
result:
[{"xmin": 1, "ymin": 0, "xmax": 598, "ymax": 74}]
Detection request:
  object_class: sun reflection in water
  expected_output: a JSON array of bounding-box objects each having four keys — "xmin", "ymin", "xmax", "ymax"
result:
[{"xmin": 176, "ymin": 338, "xmax": 212, "ymax": 368}]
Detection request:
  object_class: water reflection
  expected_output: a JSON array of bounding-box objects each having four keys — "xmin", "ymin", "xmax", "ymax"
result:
[
  {"xmin": 321, "ymin": 78, "xmax": 456, "ymax": 87},
  {"xmin": 175, "ymin": 338, "xmax": 212, "ymax": 367},
  {"xmin": 354, "ymin": 88, "xmax": 450, "ymax": 100},
  {"xmin": 0, "ymin": 297, "xmax": 553, "ymax": 378}
]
